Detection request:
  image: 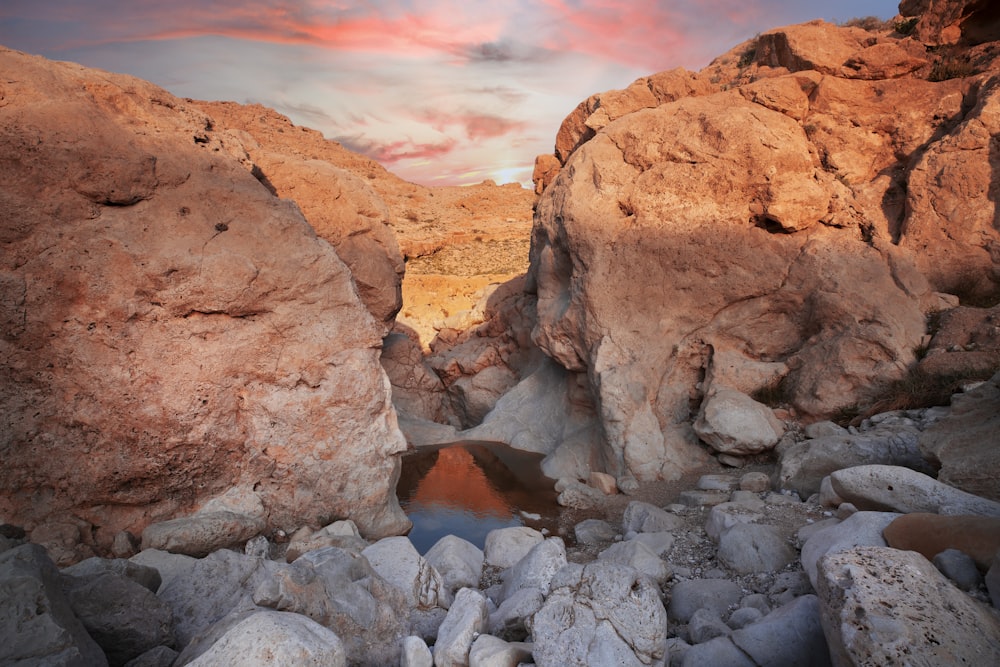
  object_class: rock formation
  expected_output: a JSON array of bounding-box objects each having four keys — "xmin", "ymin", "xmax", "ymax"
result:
[
  {"xmin": 0, "ymin": 46, "xmax": 410, "ymax": 547},
  {"xmin": 521, "ymin": 0, "xmax": 1000, "ymax": 482}
]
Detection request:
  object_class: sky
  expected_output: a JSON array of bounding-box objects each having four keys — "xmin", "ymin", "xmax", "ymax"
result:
[{"xmin": 0, "ymin": 1, "xmax": 901, "ymax": 187}]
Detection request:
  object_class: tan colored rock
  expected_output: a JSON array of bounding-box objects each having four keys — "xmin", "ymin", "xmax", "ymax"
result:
[
  {"xmin": 380, "ymin": 332, "xmax": 453, "ymax": 424},
  {"xmin": 901, "ymin": 0, "xmax": 1000, "ymax": 46},
  {"xmin": 532, "ymin": 153, "xmax": 561, "ymax": 195},
  {"xmin": 0, "ymin": 47, "xmax": 409, "ymax": 545},
  {"xmin": 919, "ymin": 371, "xmax": 1000, "ymax": 501},
  {"xmin": 917, "ymin": 305, "xmax": 1000, "ymax": 379},
  {"xmin": 588, "ymin": 472, "xmax": 618, "ymax": 495},
  {"xmin": 883, "ymin": 512, "xmax": 1000, "ymax": 570}
]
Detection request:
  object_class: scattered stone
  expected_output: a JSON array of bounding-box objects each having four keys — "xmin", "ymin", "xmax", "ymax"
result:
[
  {"xmin": 668, "ymin": 579, "xmax": 743, "ymax": 623},
  {"xmin": 696, "ymin": 474, "xmax": 738, "ymax": 491},
  {"xmin": 556, "ymin": 479, "xmax": 607, "ymax": 509},
  {"xmin": 830, "ymin": 464, "xmax": 1000, "ymax": 516},
  {"xmin": 622, "ymin": 500, "xmax": 685, "ymax": 533},
  {"xmin": 433, "ymin": 588, "xmax": 489, "ymax": 667},
  {"xmin": 140, "ymin": 511, "xmax": 265, "ymax": 558},
  {"xmin": 726, "ymin": 607, "xmax": 763, "ymax": 629},
  {"xmin": 425, "ymin": 535, "xmax": 484, "ymax": 596},
  {"xmin": 598, "ymin": 540, "xmax": 671, "ymax": 585},
  {"xmin": 0, "ymin": 543, "xmax": 109, "ymax": 667},
  {"xmin": 677, "ymin": 490, "xmax": 731, "ymax": 508},
  {"xmin": 484, "ymin": 527, "xmax": 544, "ymax": 569},
  {"xmin": 688, "ymin": 608, "xmax": 731, "ymax": 644},
  {"xmin": 816, "ymin": 547, "xmax": 1000, "ymax": 666},
  {"xmin": 243, "ymin": 535, "xmax": 270, "ymax": 559},
  {"xmin": 588, "ymin": 471, "xmax": 618, "ymax": 495},
  {"xmin": 529, "ymin": 560, "xmax": 667, "ymax": 667},
  {"xmin": 574, "ymin": 519, "xmax": 618, "ymax": 545},
  {"xmin": 738, "ymin": 593, "xmax": 771, "ymax": 616},
  {"xmin": 717, "ymin": 454, "xmax": 746, "ymax": 468},
  {"xmin": 362, "ymin": 536, "xmax": 448, "ymax": 609},
  {"xmin": 767, "ymin": 571, "xmax": 814, "ymax": 607},
  {"xmin": 764, "ymin": 491, "xmax": 801, "ymax": 505},
  {"xmin": 883, "ymin": 513, "xmax": 1000, "ymax": 570},
  {"xmin": 800, "ymin": 511, "xmax": 899, "ymax": 588},
  {"xmin": 704, "ymin": 502, "xmax": 763, "ymax": 542},
  {"xmin": 468, "ymin": 634, "xmax": 532, "ymax": 667},
  {"xmin": 693, "ymin": 388, "xmax": 785, "ymax": 455},
  {"xmin": 401, "ymin": 636, "xmax": 433, "ymax": 667},
  {"xmin": 631, "ymin": 531, "xmax": 676, "ymax": 557},
  {"xmin": 499, "ymin": 538, "xmax": 567, "ymax": 601},
  {"xmin": 717, "ymin": 524, "xmax": 796, "ymax": 574},
  {"xmin": 729, "ymin": 490, "xmax": 765, "ymax": 510},
  {"xmin": 933, "ymin": 549, "xmax": 983, "ymax": 591},
  {"xmin": 183, "ymin": 611, "xmax": 346, "ymax": 667},
  {"xmin": 738, "ymin": 472, "xmax": 770, "ymax": 493},
  {"xmin": 795, "ymin": 518, "xmax": 841, "ymax": 548},
  {"xmin": 730, "ymin": 595, "xmax": 830, "ymax": 667}
]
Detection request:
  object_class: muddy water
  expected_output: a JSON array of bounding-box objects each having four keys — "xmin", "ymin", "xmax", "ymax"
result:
[{"xmin": 396, "ymin": 441, "xmax": 562, "ymax": 554}]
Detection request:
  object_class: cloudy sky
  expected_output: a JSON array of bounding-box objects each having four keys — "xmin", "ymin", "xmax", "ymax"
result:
[{"xmin": 1, "ymin": 1, "xmax": 900, "ymax": 186}]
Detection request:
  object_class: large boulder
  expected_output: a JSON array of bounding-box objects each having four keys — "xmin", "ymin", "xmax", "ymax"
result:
[
  {"xmin": 0, "ymin": 47, "xmax": 409, "ymax": 543},
  {"xmin": 829, "ymin": 464, "xmax": 1000, "ymax": 516}
]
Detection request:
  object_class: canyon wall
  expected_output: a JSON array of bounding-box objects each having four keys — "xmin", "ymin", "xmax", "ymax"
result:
[
  {"xmin": 521, "ymin": 0, "xmax": 1000, "ymax": 483},
  {"xmin": 0, "ymin": 47, "xmax": 410, "ymax": 547}
]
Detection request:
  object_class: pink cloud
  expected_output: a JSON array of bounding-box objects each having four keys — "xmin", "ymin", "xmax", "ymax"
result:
[{"xmin": 338, "ymin": 135, "xmax": 459, "ymax": 165}]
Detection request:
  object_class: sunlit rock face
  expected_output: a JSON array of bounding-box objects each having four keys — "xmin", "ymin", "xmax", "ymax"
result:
[
  {"xmin": 526, "ymin": 12, "xmax": 1000, "ymax": 482},
  {"xmin": 0, "ymin": 47, "xmax": 409, "ymax": 545}
]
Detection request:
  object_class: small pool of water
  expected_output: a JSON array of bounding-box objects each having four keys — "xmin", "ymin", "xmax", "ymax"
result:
[{"xmin": 396, "ymin": 441, "xmax": 561, "ymax": 554}]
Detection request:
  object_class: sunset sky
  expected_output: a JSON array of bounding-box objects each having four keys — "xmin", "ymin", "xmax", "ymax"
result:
[{"xmin": 1, "ymin": 1, "xmax": 900, "ymax": 186}]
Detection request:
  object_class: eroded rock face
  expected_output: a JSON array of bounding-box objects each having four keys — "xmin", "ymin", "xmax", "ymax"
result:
[{"xmin": 0, "ymin": 47, "xmax": 409, "ymax": 546}]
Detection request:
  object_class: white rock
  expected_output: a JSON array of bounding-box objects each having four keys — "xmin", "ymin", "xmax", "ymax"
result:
[
  {"xmin": 184, "ymin": 611, "xmax": 346, "ymax": 667},
  {"xmin": 468, "ymin": 634, "xmax": 532, "ymax": 667},
  {"xmin": 499, "ymin": 538, "xmax": 567, "ymax": 601},
  {"xmin": 483, "ymin": 527, "xmax": 544, "ymax": 569},
  {"xmin": 817, "ymin": 547, "xmax": 1000, "ymax": 665},
  {"xmin": 830, "ymin": 464, "xmax": 1000, "ymax": 516},
  {"xmin": 694, "ymin": 388, "xmax": 784, "ymax": 455},
  {"xmin": 433, "ymin": 588, "xmax": 489, "ymax": 667},
  {"xmin": 598, "ymin": 540, "xmax": 670, "ymax": 585},
  {"xmin": 799, "ymin": 511, "xmax": 899, "ymax": 588},
  {"xmin": 361, "ymin": 536, "xmax": 448, "ymax": 609},
  {"xmin": 140, "ymin": 511, "xmax": 265, "ymax": 558},
  {"xmin": 487, "ymin": 587, "xmax": 544, "ymax": 640},
  {"xmin": 425, "ymin": 535, "xmax": 484, "ymax": 595},
  {"xmin": 630, "ymin": 531, "xmax": 675, "ymax": 557},
  {"xmin": 400, "ymin": 636, "xmax": 433, "ymax": 667}
]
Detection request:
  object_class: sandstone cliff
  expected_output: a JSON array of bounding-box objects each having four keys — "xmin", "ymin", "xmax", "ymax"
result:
[
  {"xmin": 0, "ymin": 47, "xmax": 410, "ymax": 548},
  {"xmin": 521, "ymin": 0, "xmax": 1000, "ymax": 483}
]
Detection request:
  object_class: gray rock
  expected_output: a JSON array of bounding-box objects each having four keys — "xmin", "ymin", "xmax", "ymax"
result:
[
  {"xmin": 726, "ymin": 607, "xmax": 762, "ymax": 630},
  {"xmin": 112, "ymin": 531, "xmax": 139, "ymax": 559},
  {"xmin": 717, "ymin": 524, "xmax": 796, "ymax": 574},
  {"xmin": 252, "ymin": 546, "xmax": 407, "ymax": 666},
  {"xmin": 62, "ymin": 571, "xmax": 174, "ymax": 665},
  {"xmin": 666, "ymin": 637, "xmax": 690, "ymax": 667},
  {"xmin": 468, "ymin": 634, "xmax": 532, "ymax": 667},
  {"xmin": 433, "ymin": 588, "xmax": 488, "ymax": 667},
  {"xmin": 361, "ymin": 536, "xmax": 448, "ymax": 609},
  {"xmin": 830, "ymin": 464, "xmax": 1000, "ymax": 516},
  {"xmin": 487, "ymin": 587, "xmax": 544, "ymax": 641},
  {"xmin": 0, "ymin": 543, "xmax": 109, "ymax": 667},
  {"xmin": 667, "ymin": 579, "xmax": 742, "ymax": 623},
  {"xmin": 631, "ymin": 531, "xmax": 676, "ymax": 557},
  {"xmin": 704, "ymin": 502, "xmax": 763, "ymax": 542},
  {"xmin": 768, "ymin": 571, "xmax": 813, "ymax": 607},
  {"xmin": 694, "ymin": 388, "xmax": 785, "ymax": 455},
  {"xmin": 400, "ymin": 636, "xmax": 433, "ymax": 667},
  {"xmin": 243, "ymin": 535, "xmax": 270, "ymax": 559},
  {"xmin": 184, "ymin": 611, "xmax": 346, "ymax": 667},
  {"xmin": 738, "ymin": 593, "xmax": 770, "ymax": 616},
  {"xmin": 129, "ymin": 548, "xmax": 197, "ymax": 593},
  {"xmin": 157, "ymin": 548, "xmax": 282, "ymax": 648},
  {"xmin": 122, "ymin": 645, "xmax": 178, "ymax": 667},
  {"xmin": 696, "ymin": 474, "xmax": 739, "ymax": 491},
  {"xmin": 499, "ymin": 537, "xmax": 567, "ymax": 601},
  {"xmin": 988, "ymin": 553, "xmax": 1000, "ymax": 609},
  {"xmin": 140, "ymin": 511, "xmax": 265, "ymax": 558},
  {"xmin": 622, "ymin": 500, "xmax": 684, "ymax": 533},
  {"xmin": 557, "ymin": 479, "xmax": 607, "ymax": 509},
  {"xmin": 738, "ymin": 472, "xmax": 771, "ymax": 492},
  {"xmin": 688, "ymin": 608, "xmax": 730, "ymax": 644},
  {"xmin": 933, "ymin": 548, "xmax": 983, "ymax": 591},
  {"xmin": 680, "ymin": 637, "xmax": 754, "ymax": 667},
  {"xmin": 818, "ymin": 475, "xmax": 844, "ymax": 508},
  {"xmin": 484, "ymin": 527, "xmax": 544, "ymax": 569},
  {"xmin": 424, "ymin": 535, "xmax": 484, "ymax": 596},
  {"xmin": 730, "ymin": 595, "xmax": 830, "ymax": 667},
  {"xmin": 804, "ymin": 420, "xmax": 848, "ymax": 439},
  {"xmin": 676, "ymin": 490, "xmax": 731, "ymax": 507},
  {"xmin": 63, "ymin": 556, "xmax": 162, "ymax": 594},
  {"xmin": 574, "ymin": 519, "xmax": 617, "ymax": 545},
  {"xmin": 598, "ymin": 540, "xmax": 671, "ymax": 585},
  {"xmin": 729, "ymin": 490, "xmax": 766, "ymax": 510},
  {"xmin": 777, "ymin": 424, "xmax": 933, "ymax": 498},
  {"xmin": 800, "ymin": 511, "xmax": 899, "ymax": 588},
  {"xmin": 795, "ymin": 518, "xmax": 840, "ymax": 548},
  {"xmin": 529, "ymin": 560, "xmax": 667, "ymax": 667},
  {"xmin": 816, "ymin": 547, "xmax": 1000, "ymax": 666}
]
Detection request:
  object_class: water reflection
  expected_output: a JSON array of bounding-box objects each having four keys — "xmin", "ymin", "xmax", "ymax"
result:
[{"xmin": 396, "ymin": 441, "xmax": 560, "ymax": 554}]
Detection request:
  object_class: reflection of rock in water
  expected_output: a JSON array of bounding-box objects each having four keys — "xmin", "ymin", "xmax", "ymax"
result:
[{"xmin": 396, "ymin": 441, "xmax": 561, "ymax": 553}]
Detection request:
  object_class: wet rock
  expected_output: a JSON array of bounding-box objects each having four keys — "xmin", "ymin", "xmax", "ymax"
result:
[
  {"xmin": 183, "ymin": 611, "xmax": 346, "ymax": 667},
  {"xmin": 800, "ymin": 511, "xmax": 898, "ymax": 588},
  {"xmin": 361, "ymin": 536, "xmax": 448, "ymax": 610},
  {"xmin": 499, "ymin": 537, "xmax": 567, "ymax": 601},
  {"xmin": 830, "ymin": 464, "xmax": 1000, "ymax": 516},
  {"xmin": 140, "ymin": 512, "xmax": 265, "ymax": 558},
  {"xmin": 484, "ymin": 527, "xmax": 544, "ymax": 569},
  {"xmin": 62, "ymin": 570, "xmax": 174, "ymax": 666},
  {"xmin": 425, "ymin": 535, "xmax": 485, "ymax": 596},
  {"xmin": 816, "ymin": 546, "xmax": 1000, "ymax": 665},
  {"xmin": 433, "ymin": 588, "xmax": 489, "ymax": 667},
  {"xmin": 882, "ymin": 513, "xmax": 1000, "ymax": 570},
  {"xmin": 667, "ymin": 579, "xmax": 742, "ymax": 623},
  {"xmin": 0, "ymin": 543, "xmax": 108, "ymax": 667},
  {"xmin": 730, "ymin": 595, "xmax": 830, "ymax": 667},
  {"xmin": 693, "ymin": 388, "xmax": 785, "ymax": 455},
  {"xmin": 717, "ymin": 524, "xmax": 796, "ymax": 574},
  {"xmin": 529, "ymin": 560, "xmax": 668, "ymax": 667}
]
